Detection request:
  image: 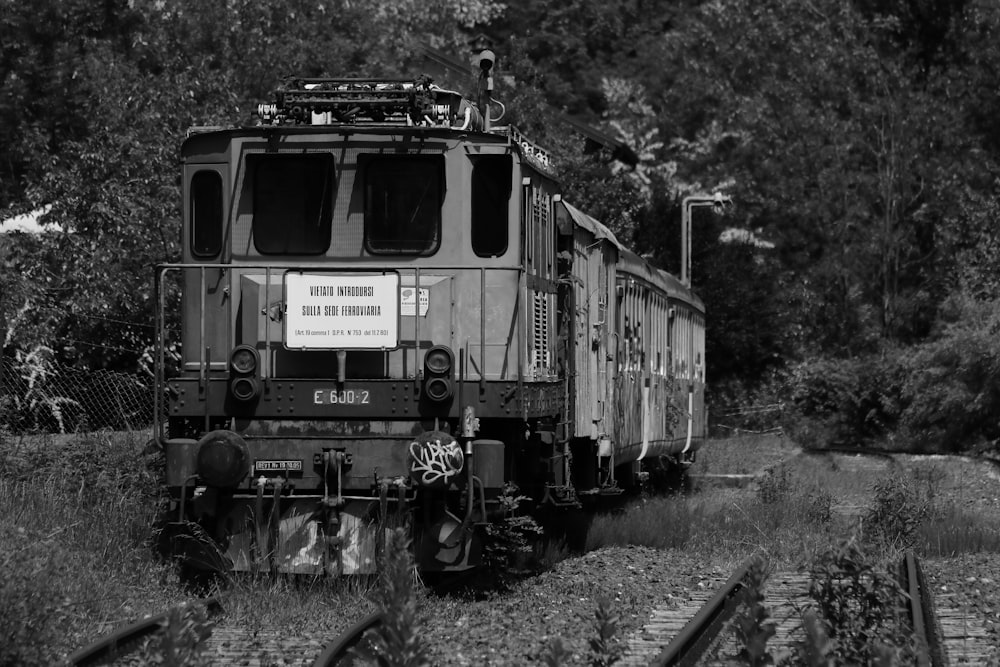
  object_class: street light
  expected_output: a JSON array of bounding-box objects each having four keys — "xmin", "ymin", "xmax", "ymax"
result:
[{"xmin": 681, "ymin": 192, "xmax": 732, "ymax": 288}]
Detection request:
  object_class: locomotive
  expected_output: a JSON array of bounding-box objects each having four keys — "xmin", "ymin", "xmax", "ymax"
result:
[{"xmin": 154, "ymin": 55, "xmax": 706, "ymax": 576}]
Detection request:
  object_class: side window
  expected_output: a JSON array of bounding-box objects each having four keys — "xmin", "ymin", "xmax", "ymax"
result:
[
  {"xmin": 252, "ymin": 154, "xmax": 333, "ymax": 255},
  {"xmin": 191, "ymin": 170, "xmax": 223, "ymax": 257},
  {"xmin": 471, "ymin": 155, "xmax": 511, "ymax": 257},
  {"xmin": 364, "ymin": 155, "xmax": 443, "ymax": 256}
]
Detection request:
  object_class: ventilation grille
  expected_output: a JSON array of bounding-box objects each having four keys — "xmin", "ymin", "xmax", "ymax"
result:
[{"xmin": 532, "ymin": 292, "xmax": 550, "ymax": 373}]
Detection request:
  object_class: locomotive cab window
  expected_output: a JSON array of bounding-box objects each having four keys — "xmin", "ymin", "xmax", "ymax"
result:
[
  {"xmin": 363, "ymin": 155, "xmax": 443, "ymax": 256},
  {"xmin": 471, "ymin": 154, "xmax": 512, "ymax": 257},
  {"xmin": 251, "ymin": 154, "xmax": 333, "ymax": 255},
  {"xmin": 190, "ymin": 170, "xmax": 223, "ymax": 257}
]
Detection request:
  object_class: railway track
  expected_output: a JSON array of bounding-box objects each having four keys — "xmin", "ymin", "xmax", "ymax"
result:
[
  {"xmin": 66, "ymin": 597, "xmax": 382, "ymax": 666},
  {"xmin": 617, "ymin": 551, "xmax": 962, "ymax": 666},
  {"xmin": 66, "ymin": 550, "xmax": 994, "ymax": 666},
  {"xmin": 923, "ymin": 559, "xmax": 997, "ymax": 665}
]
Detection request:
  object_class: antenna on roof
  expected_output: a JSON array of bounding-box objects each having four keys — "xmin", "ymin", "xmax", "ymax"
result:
[
  {"xmin": 417, "ymin": 40, "xmax": 637, "ymax": 166},
  {"xmin": 469, "ymin": 34, "xmax": 495, "ymax": 131}
]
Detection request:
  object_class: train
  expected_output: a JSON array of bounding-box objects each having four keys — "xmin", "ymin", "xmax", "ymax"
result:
[{"xmin": 154, "ymin": 53, "xmax": 707, "ymax": 576}]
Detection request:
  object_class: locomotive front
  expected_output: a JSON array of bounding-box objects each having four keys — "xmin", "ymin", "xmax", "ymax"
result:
[{"xmin": 154, "ymin": 78, "xmax": 560, "ymax": 575}]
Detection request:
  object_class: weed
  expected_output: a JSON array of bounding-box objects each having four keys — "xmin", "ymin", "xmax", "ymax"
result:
[
  {"xmin": 540, "ymin": 636, "xmax": 572, "ymax": 666},
  {"xmin": 588, "ymin": 596, "xmax": 621, "ymax": 667},
  {"xmin": 802, "ymin": 489, "xmax": 834, "ymax": 527},
  {"xmin": 351, "ymin": 527, "xmax": 430, "ymax": 667},
  {"xmin": 791, "ymin": 610, "xmax": 835, "ymax": 667},
  {"xmin": 533, "ymin": 536, "xmax": 572, "ymax": 571},
  {"xmin": 911, "ymin": 464, "xmax": 946, "ymax": 504},
  {"xmin": 481, "ymin": 483, "xmax": 545, "ymax": 587},
  {"xmin": 757, "ymin": 463, "xmax": 792, "ymax": 504},
  {"xmin": 733, "ymin": 557, "xmax": 776, "ymax": 666},
  {"xmin": 0, "ymin": 346, "xmax": 81, "ymax": 434},
  {"xmin": 137, "ymin": 603, "xmax": 214, "ymax": 666}
]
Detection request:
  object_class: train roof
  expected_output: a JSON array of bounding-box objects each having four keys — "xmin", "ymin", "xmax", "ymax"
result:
[
  {"xmin": 556, "ymin": 200, "xmax": 703, "ymax": 311},
  {"xmin": 185, "ymin": 76, "xmax": 558, "ymax": 174},
  {"xmin": 557, "ymin": 200, "xmax": 623, "ymax": 250},
  {"xmin": 618, "ymin": 248, "xmax": 705, "ymax": 311}
]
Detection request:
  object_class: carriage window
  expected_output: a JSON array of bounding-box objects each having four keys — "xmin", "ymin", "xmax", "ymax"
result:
[
  {"xmin": 191, "ymin": 170, "xmax": 223, "ymax": 257},
  {"xmin": 252, "ymin": 154, "xmax": 333, "ymax": 255},
  {"xmin": 471, "ymin": 155, "xmax": 511, "ymax": 257},
  {"xmin": 364, "ymin": 155, "xmax": 442, "ymax": 255}
]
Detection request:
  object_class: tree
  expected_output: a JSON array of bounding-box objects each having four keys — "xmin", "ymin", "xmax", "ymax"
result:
[
  {"xmin": 651, "ymin": 0, "xmax": 991, "ymax": 358},
  {"xmin": 1, "ymin": 0, "xmax": 505, "ymax": 371}
]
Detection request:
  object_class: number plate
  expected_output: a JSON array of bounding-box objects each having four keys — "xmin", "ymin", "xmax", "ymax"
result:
[
  {"xmin": 254, "ymin": 460, "xmax": 303, "ymax": 473},
  {"xmin": 312, "ymin": 389, "xmax": 371, "ymax": 405}
]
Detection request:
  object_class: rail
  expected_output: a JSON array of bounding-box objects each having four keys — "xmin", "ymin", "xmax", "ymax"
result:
[
  {"xmin": 649, "ymin": 557, "xmax": 755, "ymax": 666},
  {"xmin": 901, "ymin": 550, "xmax": 945, "ymax": 667},
  {"xmin": 66, "ymin": 597, "xmax": 222, "ymax": 666},
  {"xmin": 641, "ymin": 551, "xmax": 944, "ymax": 666},
  {"xmin": 311, "ymin": 611, "xmax": 384, "ymax": 667}
]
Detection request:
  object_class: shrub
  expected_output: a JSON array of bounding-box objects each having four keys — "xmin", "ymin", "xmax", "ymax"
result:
[
  {"xmin": 785, "ymin": 296, "xmax": 1000, "ymax": 453},
  {"xmin": 863, "ymin": 477, "xmax": 928, "ymax": 550},
  {"xmin": 783, "ymin": 353, "xmax": 903, "ymax": 449},
  {"xmin": 897, "ymin": 296, "xmax": 1000, "ymax": 451},
  {"xmin": 803, "ymin": 539, "xmax": 912, "ymax": 664},
  {"xmin": 481, "ymin": 483, "xmax": 545, "ymax": 587}
]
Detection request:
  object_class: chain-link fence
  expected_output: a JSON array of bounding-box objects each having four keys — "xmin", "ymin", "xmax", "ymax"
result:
[{"xmin": 0, "ymin": 354, "xmax": 154, "ymax": 434}]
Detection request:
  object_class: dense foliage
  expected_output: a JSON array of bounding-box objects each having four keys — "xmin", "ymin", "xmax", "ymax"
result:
[{"xmin": 3, "ymin": 0, "xmax": 1000, "ymax": 450}]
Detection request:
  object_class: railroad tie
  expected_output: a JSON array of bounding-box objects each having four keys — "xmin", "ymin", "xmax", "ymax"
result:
[{"xmin": 617, "ymin": 577, "xmax": 729, "ymax": 666}]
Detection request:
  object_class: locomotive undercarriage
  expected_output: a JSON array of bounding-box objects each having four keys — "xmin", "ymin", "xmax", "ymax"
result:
[
  {"xmin": 161, "ymin": 384, "xmax": 577, "ymax": 576},
  {"xmin": 159, "ymin": 364, "xmax": 693, "ymax": 576},
  {"xmin": 161, "ymin": 419, "xmax": 695, "ymax": 576}
]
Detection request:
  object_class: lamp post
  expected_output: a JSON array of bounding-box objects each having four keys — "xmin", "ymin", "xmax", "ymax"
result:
[{"xmin": 681, "ymin": 192, "xmax": 732, "ymax": 288}]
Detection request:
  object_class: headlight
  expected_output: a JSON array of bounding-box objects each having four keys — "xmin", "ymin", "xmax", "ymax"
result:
[
  {"xmin": 230, "ymin": 345, "xmax": 258, "ymax": 375},
  {"xmin": 229, "ymin": 345, "xmax": 261, "ymax": 403},
  {"xmin": 422, "ymin": 345, "xmax": 454, "ymax": 403}
]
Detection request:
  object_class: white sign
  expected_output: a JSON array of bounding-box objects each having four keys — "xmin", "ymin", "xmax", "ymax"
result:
[
  {"xmin": 400, "ymin": 287, "xmax": 429, "ymax": 316},
  {"xmin": 285, "ymin": 273, "xmax": 399, "ymax": 349}
]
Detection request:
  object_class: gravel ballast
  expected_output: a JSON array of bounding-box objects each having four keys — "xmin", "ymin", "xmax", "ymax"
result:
[{"xmin": 410, "ymin": 447, "xmax": 1000, "ymax": 665}]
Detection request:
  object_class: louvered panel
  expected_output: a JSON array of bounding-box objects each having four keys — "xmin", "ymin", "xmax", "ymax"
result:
[{"xmin": 532, "ymin": 291, "xmax": 550, "ymax": 376}]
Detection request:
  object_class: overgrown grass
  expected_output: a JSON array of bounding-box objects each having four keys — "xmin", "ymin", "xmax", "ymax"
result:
[
  {"xmin": 588, "ymin": 436, "xmax": 1000, "ymax": 567},
  {"xmin": 0, "ymin": 430, "xmax": 377, "ymax": 666},
  {"xmin": 918, "ymin": 505, "xmax": 1000, "ymax": 555},
  {"xmin": 0, "ymin": 430, "xmax": 184, "ymax": 665},
  {"xmin": 4, "ymin": 430, "xmax": 997, "ymax": 665}
]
